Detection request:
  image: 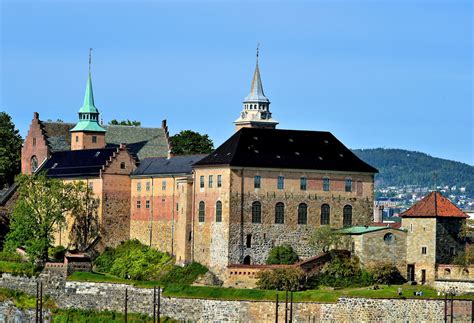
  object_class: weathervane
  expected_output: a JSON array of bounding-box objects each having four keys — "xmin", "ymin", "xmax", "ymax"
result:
[{"xmin": 89, "ymin": 48, "xmax": 93, "ymax": 73}]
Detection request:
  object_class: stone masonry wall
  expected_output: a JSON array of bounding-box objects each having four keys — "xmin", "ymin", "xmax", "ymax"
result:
[{"xmin": 2, "ymin": 273, "xmax": 473, "ymax": 322}]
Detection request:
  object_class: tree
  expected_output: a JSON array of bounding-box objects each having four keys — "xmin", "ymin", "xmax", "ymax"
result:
[
  {"xmin": 68, "ymin": 182, "xmax": 100, "ymax": 251},
  {"xmin": 256, "ymin": 267, "xmax": 304, "ymax": 291},
  {"xmin": 266, "ymin": 245, "xmax": 299, "ymax": 265},
  {"xmin": 310, "ymin": 226, "xmax": 350, "ymax": 254},
  {"xmin": 5, "ymin": 173, "xmax": 82, "ymax": 262},
  {"xmin": 367, "ymin": 262, "xmax": 405, "ymax": 284},
  {"xmin": 109, "ymin": 119, "xmax": 141, "ymax": 126},
  {"xmin": 170, "ymin": 130, "xmax": 214, "ymax": 155},
  {"xmin": 0, "ymin": 112, "xmax": 22, "ymax": 187}
]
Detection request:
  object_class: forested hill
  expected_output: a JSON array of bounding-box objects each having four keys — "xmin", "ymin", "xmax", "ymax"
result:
[{"xmin": 352, "ymin": 148, "xmax": 474, "ymax": 197}]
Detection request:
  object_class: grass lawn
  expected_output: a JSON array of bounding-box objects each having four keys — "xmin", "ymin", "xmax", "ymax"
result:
[
  {"xmin": 0, "ymin": 287, "xmax": 55, "ymax": 310},
  {"xmin": 68, "ymin": 271, "xmax": 474, "ymax": 303},
  {"xmin": 0, "ymin": 260, "xmax": 35, "ymax": 276}
]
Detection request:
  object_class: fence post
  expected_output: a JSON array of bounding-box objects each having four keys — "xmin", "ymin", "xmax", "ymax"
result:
[
  {"xmin": 157, "ymin": 287, "xmax": 161, "ymax": 323},
  {"xmin": 39, "ymin": 281, "xmax": 43, "ymax": 323},
  {"xmin": 35, "ymin": 281, "xmax": 39, "ymax": 323},
  {"xmin": 153, "ymin": 286, "xmax": 156, "ymax": 323},
  {"xmin": 275, "ymin": 293, "xmax": 279, "ymax": 323},
  {"xmin": 289, "ymin": 291, "xmax": 293, "ymax": 323},
  {"xmin": 124, "ymin": 288, "xmax": 128, "ymax": 323},
  {"xmin": 444, "ymin": 293, "xmax": 448, "ymax": 323},
  {"xmin": 450, "ymin": 293, "xmax": 454, "ymax": 323},
  {"xmin": 285, "ymin": 290, "xmax": 288, "ymax": 323}
]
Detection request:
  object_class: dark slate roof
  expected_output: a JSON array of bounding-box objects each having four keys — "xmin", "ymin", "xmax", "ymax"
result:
[
  {"xmin": 133, "ymin": 155, "xmax": 207, "ymax": 176},
  {"xmin": 40, "ymin": 122, "xmax": 169, "ymax": 160},
  {"xmin": 194, "ymin": 128, "xmax": 378, "ymax": 173},
  {"xmin": 42, "ymin": 148, "xmax": 118, "ymax": 178}
]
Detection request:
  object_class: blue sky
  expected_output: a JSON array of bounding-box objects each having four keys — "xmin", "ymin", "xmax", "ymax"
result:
[{"xmin": 1, "ymin": 0, "xmax": 472, "ymax": 165}]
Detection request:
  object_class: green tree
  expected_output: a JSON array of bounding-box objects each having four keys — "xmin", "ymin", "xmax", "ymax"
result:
[
  {"xmin": 256, "ymin": 267, "xmax": 304, "ymax": 291},
  {"xmin": 109, "ymin": 119, "xmax": 141, "ymax": 126},
  {"xmin": 5, "ymin": 173, "xmax": 82, "ymax": 262},
  {"xmin": 266, "ymin": 245, "xmax": 299, "ymax": 265},
  {"xmin": 310, "ymin": 226, "xmax": 349, "ymax": 253},
  {"xmin": 170, "ymin": 130, "xmax": 214, "ymax": 155},
  {"xmin": 68, "ymin": 182, "xmax": 100, "ymax": 251},
  {"xmin": 0, "ymin": 112, "xmax": 22, "ymax": 187},
  {"xmin": 367, "ymin": 262, "xmax": 405, "ymax": 284}
]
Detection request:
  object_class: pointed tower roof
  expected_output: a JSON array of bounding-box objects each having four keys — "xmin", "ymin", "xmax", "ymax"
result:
[
  {"xmin": 78, "ymin": 73, "xmax": 99, "ymax": 114},
  {"xmin": 399, "ymin": 191, "xmax": 467, "ymax": 218},
  {"xmin": 244, "ymin": 53, "xmax": 270, "ymax": 103}
]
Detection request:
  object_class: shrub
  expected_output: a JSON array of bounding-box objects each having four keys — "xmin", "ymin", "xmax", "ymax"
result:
[
  {"xmin": 256, "ymin": 267, "xmax": 304, "ymax": 291},
  {"xmin": 367, "ymin": 262, "xmax": 406, "ymax": 285},
  {"xmin": 0, "ymin": 251, "xmax": 23, "ymax": 263},
  {"xmin": 266, "ymin": 245, "xmax": 299, "ymax": 265},
  {"xmin": 160, "ymin": 262, "xmax": 208, "ymax": 286},
  {"xmin": 48, "ymin": 245, "xmax": 66, "ymax": 262}
]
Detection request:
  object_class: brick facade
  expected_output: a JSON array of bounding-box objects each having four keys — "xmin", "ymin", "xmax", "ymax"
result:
[{"xmin": 21, "ymin": 112, "xmax": 50, "ymax": 174}]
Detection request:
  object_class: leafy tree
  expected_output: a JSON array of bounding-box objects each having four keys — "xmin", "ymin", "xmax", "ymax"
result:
[
  {"xmin": 367, "ymin": 262, "xmax": 405, "ymax": 284},
  {"xmin": 266, "ymin": 245, "xmax": 299, "ymax": 265},
  {"xmin": 5, "ymin": 173, "xmax": 82, "ymax": 262},
  {"xmin": 310, "ymin": 226, "xmax": 350, "ymax": 253},
  {"xmin": 109, "ymin": 119, "xmax": 141, "ymax": 126},
  {"xmin": 256, "ymin": 267, "xmax": 304, "ymax": 291},
  {"xmin": 0, "ymin": 112, "xmax": 22, "ymax": 187},
  {"xmin": 453, "ymin": 248, "xmax": 474, "ymax": 266},
  {"xmin": 68, "ymin": 182, "xmax": 100, "ymax": 251},
  {"xmin": 170, "ymin": 130, "xmax": 214, "ymax": 155}
]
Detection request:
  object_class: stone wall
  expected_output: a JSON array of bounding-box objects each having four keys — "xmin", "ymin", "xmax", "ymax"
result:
[
  {"xmin": 2, "ymin": 273, "xmax": 473, "ymax": 322},
  {"xmin": 433, "ymin": 280, "xmax": 474, "ymax": 295}
]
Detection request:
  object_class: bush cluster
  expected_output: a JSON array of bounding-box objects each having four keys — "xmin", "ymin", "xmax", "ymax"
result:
[
  {"xmin": 256, "ymin": 267, "xmax": 305, "ymax": 291},
  {"xmin": 93, "ymin": 240, "xmax": 174, "ymax": 281},
  {"xmin": 367, "ymin": 262, "xmax": 406, "ymax": 285},
  {"xmin": 0, "ymin": 251, "xmax": 24, "ymax": 263},
  {"xmin": 266, "ymin": 245, "xmax": 299, "ymax": 265},
  {"xmin": 159, "ymin": 262, "xmax": 208, "ymax": 286},
  {"xmin": 48, "ymin": 245, "xmax": 66, "ymax": 262}
]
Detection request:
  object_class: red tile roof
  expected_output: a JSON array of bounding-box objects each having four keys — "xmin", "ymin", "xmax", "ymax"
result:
[{"xmin": 399, "ymin": 191, "xmax": 467, "ymax": 218}]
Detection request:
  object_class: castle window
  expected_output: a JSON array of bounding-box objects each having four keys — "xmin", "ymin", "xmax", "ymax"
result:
[
  {"xmin": 162, "ymin": 181, "xmax": 166, "ymax": 190},
  {"xmin": 146, "ymin": 181, "xmax": 150, "ymax": 191},
  {"xmin": 300, "ymin": 177, "xmax": 307, "ymax": 191},
  {"xmin": 463, "ymin": 269, "xmax": 469, "ymax": 276},
  {"xmin": 410, "ymin": 224, "xmax": 413, "ymax": 232},
  {"xmin": 246, "ymin": 234, "xmax": 252, "ymax": 248},
  {"xmin": 321, "ymin": 204, "xmax": 330, "ymax": 225},
  {"xmin": 30, "ymin": 156, "xmax": 38, "ymax": 173},
  {"xmin": 345, "ymin": 179, "xmax": 352, "ymax": 192},
  {"xmin": 421, "ymin": 247, "xmax": 427, "ymax": 255},
  {"xmin": 343, "ymin": 205, "xmax": 352, "ymax": 227},
  {"xmin": 243, "ymin": 255, "xmax": 251, "ymax": 265},
  {"xmin": 254, "ymin": 176, "xmax": 261, "ymax": 189},
  {"xmin": 198, "ymin": 201, "xmax": 205, "ymax": 222},
  {"xmin": 209, "ymin": 175, "xmax": 213, "ymax": 188},
  {"xmin": 217, "ymin": 175, "xmax": 222, "ymax": 187},
  {"xmin": 323, "ymin": 178, "xmax": 330, "ymax": 191},
  {"xmin": 444, "ymin": 268, "xmax": 451, "ymax": 276},
  {"xmin": 383, "ymin": 233, "xmax": 394, "ymax": 244},
  {"xmin": 75, "ymin": 135, "xmax": 79, "ymax": 143},
  {"xmin": 32, "ymin": 138, "xmax": 36, "ymax": 147},
  {"xmin": 137, "ymin": 182, "xmax": 142, "ymax": 192},
  {"xmin": 275, "ymin": 202, "xmax": 285, "ymax": 224},
  {"xmin": 200, "ymin": 176, "xmax": 204, "ymax": 188},
  {"xmin": 252, "ymin": 201, "xmax": 261, "ymax": 223},
  {"xmin": 92, "ymin": 135, "xmax": 97, "ymax": 143},
  {"xmin": 146, "ymin": 200, "xmax": 150, "ymax": 209},
  {"xmin": 298, "ymin": 203, "xmax": 308, "ymax": 224},
  {"xmin": 216, "ymin": 201, "xmax": 222, "ymax": 222},
  {"xmin": 120, "ymin": 162, "xmax": 126, "ymax": 169},
  {"xmin": 277, "ymin": 176, "xmax": 284, "ymax": 190},
  {"xmin": 136, "ymin": 200, "xmax": 141, "ymax": 209}
]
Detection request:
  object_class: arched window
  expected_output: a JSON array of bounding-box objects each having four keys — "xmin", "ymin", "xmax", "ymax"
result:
[
  {"xmin": 444, "ymin": 268, "xmax": 451, "ymax": 276},
  {"xmin": 463, "ymin": 268, "xmax": 469, "ymax": 276},
  {"xmin": 243, "ymin": 255, "xmax": 251, "ymax": 265},
  {"xmin": 198, "ymin": 201, "xmax": 205, "ymax": 222},
  {"xmin": 251, "ymin": 201, "xmax": 261, "ymax": 223},
  {"xmin": 30, "ymin": 156, "xmax": 38, "ymax": 173},
  {"xmin": 215, "ymin": 201, "xmax": 222, "ymax": 222},
  {"xmin": 275, "ymin": 202, "xmax": 285, "ymax": 224},
  {"xmin": 321, "ymin": 204, "xmax": 330, "ymax": 225},
  {"xmin": 343, "ymin": 205, "xmax": 352, "ymax": 227},
  {"xmin": 298, "ymin": 203, "xmax": 308, "ymax": 224}
]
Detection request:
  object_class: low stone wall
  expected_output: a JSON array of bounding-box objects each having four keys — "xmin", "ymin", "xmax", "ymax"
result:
[
  {"xmin": 1, "ymin": 273, "xmax": 473, "ymax": 322},
  {"xmin": 433, "ymin": 280, "xmax": 474, "ymax": 295}
]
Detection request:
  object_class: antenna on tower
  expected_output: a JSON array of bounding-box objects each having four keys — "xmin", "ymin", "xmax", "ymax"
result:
[
  {"xmin": 256, "ymin": 42, "xmax": 260, "ymax": 62},
  {"xmin": 89, "ymin": 48, "xmax": 93, "ymax": 73}
]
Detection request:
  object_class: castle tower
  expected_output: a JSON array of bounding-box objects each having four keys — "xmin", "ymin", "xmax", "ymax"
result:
[
  {"xmin": 234, "ymin": 47, "xmax": 278, "ymax": 131},
  {"xmin": 70, "ymin": 51, "xmax": 106, "ymax": 150}
]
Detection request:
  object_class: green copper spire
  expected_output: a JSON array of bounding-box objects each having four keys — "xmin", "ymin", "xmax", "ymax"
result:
[{"xmin": 71, "ymin": 50, "xmax": 106, "ymax": 133}]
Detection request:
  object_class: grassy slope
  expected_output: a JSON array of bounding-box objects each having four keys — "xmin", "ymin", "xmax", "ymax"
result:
[{"xmin": 68, "ymin": 271, "xmax": 473, "ymax": 303}]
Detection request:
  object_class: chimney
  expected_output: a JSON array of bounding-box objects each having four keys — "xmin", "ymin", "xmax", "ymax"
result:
[{"xmin": 34, "ymin": 112, "xmax": 39, "ymax": 119}]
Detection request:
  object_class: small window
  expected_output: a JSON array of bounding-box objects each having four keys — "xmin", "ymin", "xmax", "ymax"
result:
[
  {"xmin": 345, "ymin": 179, "xmax": 352, "ymax": 192},
  {"xmin": 277, "ymin": 176, "xmax": 284, "ymax": 190},
  {"xmin": 145, "ymin": 181, "xmax": 150, "ymax": 191},
  {"xmin": 216, "ymin": 201, "xmax": 222, "ymax": 222},
  {"xmin": 323, "ymin": 178, "xmax": 330, "ymax": 191},
  {"xmin": 146, "ymin": 200, "xmax": 150, "ymax": 209},
  {"xmin": 136, "ymin": 200, "xmax": 141, "ymax": 209},
  {"xmin": 254, "ymin": 176, "xmax": 261, "ymax": 189},
  {"xmin": 343, "ymin": 205, "xmax": 352, "ymax": 227},
  {"xmin": 450, "ymin": 247, "xmax": 455, "ymax": 256},
  {"xmin": 421, "ymin": 247, "xmax": 427, "ymax": 255},
  {"xmin": 30, "ymin": 156, "xmax": 38, "ymax": 172},
  {"xmin": 300, "ymin": 177, "xmax": 307, "ymax": 191},
  {"xmin": 162, "ymin": 180, "xmax": 166, "ymax": 190},
  {"xmin": 176, "ymin": 203, "xmax": 179, "ymax": 211},
  {"xmin": 321, "ymin": 204, "xmax": 330, "ymax": 225},
  {"xmin": 410, "ymin": 223, "xmax": 413, "ymax": 232},
  {"xmin": 252, "ymin": 201, "xmax": 261, "ymax": 223},
  {"xmin": 383, "ymin": 233, "xmax": 394, "ymax": 244},
  {"xmin": 200, "ymin": 176, "xmax": 204, "ymax": 188},
  {"xmin": 298, "ymin": 203, "xmax": 308, "ymax": 224},
  {"xmin": 32, "ymin": 137, "xmax": 36, "ymax": 147},
  {"xmin": 243, "ymin": 255, "xmax": 251, "ymax": 265},
  {"xmin": 198, "ymin": 201, "xmax": 205, "ymax": 222},
  {"xmin": 217, "ymin": 175, "xmax": 222, "ymax": 187},
  {"xmin": 75, "ymin": 135, "xmax": 79, "ymax": 142},
  {"xmin": 120, "ymin": 162, "xmax": 126, "ymax": 169},
  {"xmin": 209, "ymin": 175, "xmax": 213, "ymax": 188},
  {"xmin": 246, "ymin": 234, "xmax": 252, "ymax": 248},
  {"xmin": 463, "ymin": 269, "xmax": 469, "ymax": 276},
  {"xmin": 444, "ymin": 268, "xmax": 451, "ymax": 276},
  {"xmin": 137, "ymin": 182, "xmax": 142, "ymax": 192},
  {"xmin": 92, "ymin": 135, "xmax": 97, "ymax": 143},
  {"xmin": 275, "ymin": 202, "xmax": 284, "ymax": 224}
]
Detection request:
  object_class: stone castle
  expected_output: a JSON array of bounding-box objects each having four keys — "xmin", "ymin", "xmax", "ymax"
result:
[{"xmin": 19, "ymin": 53, "xmax": 470, "ymax": 283}]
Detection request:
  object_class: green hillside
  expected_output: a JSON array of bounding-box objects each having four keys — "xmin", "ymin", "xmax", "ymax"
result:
[{"xmin": 352, "ymin": 148, "xmax": 474, "ymax": 197}]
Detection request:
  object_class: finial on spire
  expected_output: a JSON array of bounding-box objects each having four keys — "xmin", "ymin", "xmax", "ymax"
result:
[
  {"xmin": 256, "ymin": 43, "xmax": 260, "ymax": 62},
  {"xmin": 88, "ymin": 48, "xmax": 93, "ymax": 74}
]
